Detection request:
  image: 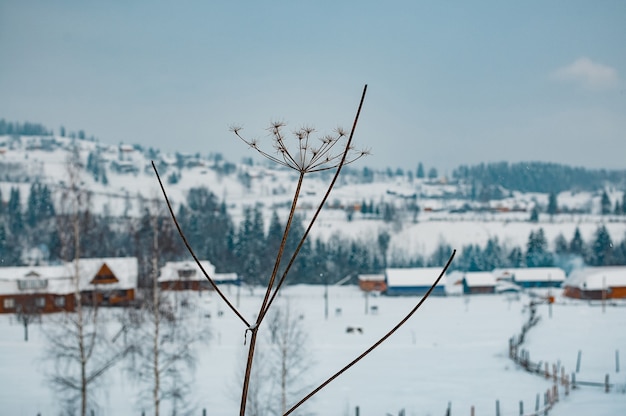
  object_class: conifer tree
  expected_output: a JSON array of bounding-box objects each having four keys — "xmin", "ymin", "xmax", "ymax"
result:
[
  {"xmin": 591, "ymin": 225, "xmax": 613, "ymax": 266},
  {"xmin": 569, "ymin": 227, "xmax": 585, "ymax": 257},
  {"xmin": 600, "ymin": 190, "xmax": 611, "ymax": 215}
]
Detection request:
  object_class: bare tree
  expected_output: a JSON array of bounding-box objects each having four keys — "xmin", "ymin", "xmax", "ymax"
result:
[
  {"xmin": 153, "ymin": 85, "xmax": 456, "ymax": 416},
  {"xmin": 267, "ymin": 301, "xmax": 314, "ymax": 416},
  {"xmin": 123, "ymin": 203, "xmax": 208, "ymax": 416},
  {"xmin": 45, "ymin": 146, "xmax": 129, "ymax": 415},
  {"xmin": 15, "ymin": 297, "xmax": 41, "ymax": 342}
]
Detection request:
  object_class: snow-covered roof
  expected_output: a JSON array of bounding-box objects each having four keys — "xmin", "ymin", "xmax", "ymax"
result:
[
  {"xmin": 358, "ymin": 274, "xmax": 385, "ymax": 282},
  {"xmin": 564, "ymin": 266, "xmax": 626, "ymax": 290},
  {"xmin": 0, "ymin": 257, "xmax": 138, "ymax": 295},
  {"xmin": 385, "ymin": 267, "xmax": 446, "ymax": 287},
  {"xmin": 493, "ymin": 267, "xmax": 565, "ymax": 283},
  {"xmin": 158, "ymin": 260, "xmax": 216, "ymax": 283},
  {"xmin": 462, "ymin": 272, "xmax": 497, "ymax": 287},
  {"xmin": 214, "ymin": 272, "xmax": 239, "ymax": 283},
  {"xmin": 77, "ymin": 257, "xmax": 138, "ymax": 291},
  {"xmin": 0, "ymin": 265, "xmax": 73, "ymax": 295}
]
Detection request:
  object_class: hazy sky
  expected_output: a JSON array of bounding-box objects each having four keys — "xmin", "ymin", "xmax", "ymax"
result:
[{"xmin": 1, "ymin": 1, "xmax": 625, "ymax": 173}]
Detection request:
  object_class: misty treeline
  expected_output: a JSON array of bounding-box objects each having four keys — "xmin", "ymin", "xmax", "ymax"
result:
[
  {"xmin": 2, "ymin": 182, "xmax": 626, "ymax": 283},
  {"xmin": 452, "ymin": 161, "xmax": 626, "ymax": 194}
]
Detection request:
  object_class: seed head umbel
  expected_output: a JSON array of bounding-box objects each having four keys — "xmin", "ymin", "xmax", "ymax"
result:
[{"xmin": 232, "ymin": 122, "xmax": 368, "ymax": 173}]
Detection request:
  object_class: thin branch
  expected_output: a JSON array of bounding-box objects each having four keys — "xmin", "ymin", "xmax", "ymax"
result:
[
  {"xmin": 151, "ymin": 161, "xmax": 250, "ymax": 327},
  {"xmin": 284, "ymin": 250, "xmax": 456, "ymax": 415},
  {"xmin": 261, "ymin": 84, "xmax": 368, "ymax": 321}
]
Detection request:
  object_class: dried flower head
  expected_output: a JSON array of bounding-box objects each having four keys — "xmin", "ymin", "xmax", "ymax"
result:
[{"xmin": 232, "ymin": 122, "xmax": 368, "ymax": 173}]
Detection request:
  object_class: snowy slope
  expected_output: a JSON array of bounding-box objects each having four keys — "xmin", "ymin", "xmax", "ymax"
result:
[{"xmin": 1, "ymin": 134, "xmax": 625, "ymax": 260}]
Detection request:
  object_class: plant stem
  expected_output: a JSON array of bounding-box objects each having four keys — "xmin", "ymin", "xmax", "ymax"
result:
[{"xmin": 240, "ymin": 172, "xmax": 305, "ymax": 415}]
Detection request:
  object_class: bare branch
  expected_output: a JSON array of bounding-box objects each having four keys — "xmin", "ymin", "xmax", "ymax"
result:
[
  {"xmin": 284, "ymin": 250, "xmax": 456, "ymax": 415},
  {"xmin": 151, "ymin": 161, "xmax": 250, "ymax": 328}
]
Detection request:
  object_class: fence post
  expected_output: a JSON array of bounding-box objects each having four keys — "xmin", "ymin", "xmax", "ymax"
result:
[
  {"xmin": 571, "ymin": 372, "xmax": 576, "ymax": 389},
  {"xmin": 616, "ymin": 350, "xmax": 620, "ymax": 373},
  {"xmin": 203, "ymin": 409, "xmax": 207, "ymax": 416},
  {"xmin": 355, "ymin": 406, "xmax": 360, "ymax": 416},
  {"xmin": 471, "ymin": 405, "xmax": 475, "ymax": 416},
  {"xmin": 605, "ymin": 374, "xmax": 610, "ymax": 393},
  {"xmin": 446, "ymin": 401, "xmax": 451, "ymax": 416},
  {"xmin": 576, "ymin": 350, "xmax": 582, "ymax": 373},
  {"xmin": 552, "ymin": 363, "xmax": 557, "ymax": 383},
  {"xmin": 535, "ymin": 393, "xmax": 540, "ymax": 412},
  {"xmin": 519, "ymin": 400, "xmax": 523, "ymax": 416},
  {"xmin": 553, "ymin": 384, "xmax": 559, "ymax": 402},
  {"xmin": 543, "ymin": 390, "xmax": 549, "ymax": 416},
  {"xmin": 545, "ymin": 362, "xmax": 550, "ymax": 378},
  {"xmin": 495, "ymin": 399, "xmax": 500, "ymax": 416},
  {"xmin": 564, "ymin": 373, "xmax": 570, "ymax": 396}
]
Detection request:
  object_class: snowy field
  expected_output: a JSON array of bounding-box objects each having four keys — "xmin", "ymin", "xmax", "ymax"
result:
[{"xmin": 1, "ymin": 285, "xmax": 625, "ymax": 416}]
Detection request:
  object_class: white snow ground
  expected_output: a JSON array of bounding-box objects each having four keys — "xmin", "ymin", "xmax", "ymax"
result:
[{"xmin": 1, "ymin": 285, "xmax": 625, "ymax": 416}]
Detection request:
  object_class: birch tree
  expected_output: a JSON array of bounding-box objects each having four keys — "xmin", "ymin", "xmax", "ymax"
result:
[
  {"xmin": 45, "ymin": 146, "xmax": 129, "ymax": 415},
  {"xmin": 123, "ymin": 204, "xmax": 208, "ymax": 415}
]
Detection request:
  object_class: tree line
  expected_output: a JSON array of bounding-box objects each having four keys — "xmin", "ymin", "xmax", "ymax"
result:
[
  {"xmin": 1, "ymin": 183, "xmax": 625, "ymax": 284},
  {"xmin": 433, "ymin": 225, "xmax": 626, "ymax": 273},
  {"xmin": 453, "ymin": 161, "xmax": 626, "ymax": 193}
]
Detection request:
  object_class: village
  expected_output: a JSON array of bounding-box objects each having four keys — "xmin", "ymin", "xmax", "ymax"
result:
[{"xmin": 2, "ymin": 256, "xmax": 626, "ymax": 317}]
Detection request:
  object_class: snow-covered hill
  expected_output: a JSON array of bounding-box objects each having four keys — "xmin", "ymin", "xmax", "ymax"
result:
[{"xmin": 1, "ymin": 134, "xmax": 625, "ymax": 259}]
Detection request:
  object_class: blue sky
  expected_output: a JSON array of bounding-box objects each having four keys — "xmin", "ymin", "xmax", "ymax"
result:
[{"xmin": 1, "ymin": 1, "xmax": 625, "ymax": 173}]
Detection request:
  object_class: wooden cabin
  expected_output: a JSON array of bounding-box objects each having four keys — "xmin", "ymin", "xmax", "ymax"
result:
[
  {"xmin": 384, "ymin": 267, "xmax": 446, "ymax": 296},
  {"xmin": 158, "ymin": 260, "xmax": 239, "ymax": 291},
  {"xmin": 0, "ymin": 266, "xmax": 75, "ymax": 314},
  {"xmin": 461, "ymin": 272, "xmax": 497, "ymax": 295},
  {"xmin": 563, "ymin": 267, "xmax": 626, "ymax": 300},
  {"xmin": 493, "ymin": 267, "xmax": 565, "ymax": 289},
  {"xmin": 77, "ymin": 258, "xmax": 137, "ymax": 306},
  {"xmin": 358, "ymin": 274, "xmax": 386, "ymax": 292}
]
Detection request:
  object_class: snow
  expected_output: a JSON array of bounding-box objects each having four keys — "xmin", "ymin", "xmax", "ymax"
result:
[{"xmin": 1, "ymin": 285, "xmax": 624, "ymax": 415}]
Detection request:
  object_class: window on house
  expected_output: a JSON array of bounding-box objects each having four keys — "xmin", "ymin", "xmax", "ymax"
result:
[
  {"xmin": 35, "ymin": 297, "xmax": 46, "ymax": 308},
  {"xmin": 178, "ymin": 269, "xmax": 196, "ymax": 278},
  {"xmin": 54, "ymin": 296, "xmax": 66, "ymax": 307},
  {"xmin": 3, "ymin": 298, "xmax": 15, "ymax": 309}
]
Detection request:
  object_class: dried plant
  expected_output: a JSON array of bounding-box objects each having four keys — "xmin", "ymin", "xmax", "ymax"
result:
[{"xmin": 152, "ymin": 84, "xmax": 456, "ymax": 415}]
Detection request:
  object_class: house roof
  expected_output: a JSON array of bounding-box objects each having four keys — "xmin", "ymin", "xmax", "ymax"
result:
[
  {"xmin": 493, "ymin": 267, "xmax": 565, "ymax": 283},
  {"xmin": 564, "ymin": 267, "xmax": 626, "ymax": 290},
  {"xmin": 158, "ymin": 260, "xmax": 216, "ymax": 283},
  {"xmin": 385, "ymin": 267, "xmax": 446, "ymax": 287},
  {"xmin": 77, "ymin": 257, "xmax": 138, "ymax": 291},
  {"xmin": 463, "ymin": 272, "xmax": 497, "ymax": 287},
  {"xmin": 0, "ymin": 265, "xmax": 73, "ymax": 295},
  {"xmin": 214, "ymin": 272, "xmax": 239, "ymax": 283},
  {"xmin": 358, "ymin": 274, "xmax": 385, "ymax": 282}
]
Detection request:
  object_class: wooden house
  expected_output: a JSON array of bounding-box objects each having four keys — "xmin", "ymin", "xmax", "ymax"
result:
[
  {"xmin": 158, "ymin": 260, "xmax": 239, "ymax": 291},
  {"xmin": 384, "ymin": 267, "xmax": 446, "ymax": 296},
  {"xmin": 563, "ymin": 267, "xmax": 626, "ymax": 300},
  {"xmin": 358, "ymin": 274, "xmax": 386, "ymax": 292},
  {"xmin": 77, "ymin": 258, "xmax": 137, "ymax": 306},
  {"xmin": 0, "ymin": 266, "xmax": 75, "ymax": 314},
  {"xmin": 461, "ymin": 272, "xmax": 497, "ymax": 295},
  {"xmin": 493, "ymin": 267, "xmax": 565, "ymax": 289},
  {"xmin": 0, "ymin": 257, "xmax": 137, "ymax": 314}
]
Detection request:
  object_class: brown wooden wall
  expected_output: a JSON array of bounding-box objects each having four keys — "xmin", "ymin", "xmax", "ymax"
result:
[
  {"xmin": 563, "ymin": 286, "xmax": 626, "ymax": 300},
  {"xmin": 0, "ymin": 293, "xmax": 75, "ymax": 314},
  {"xmin": 359, "ymin": 280, "xmax": 387, "ymax": 292}
]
